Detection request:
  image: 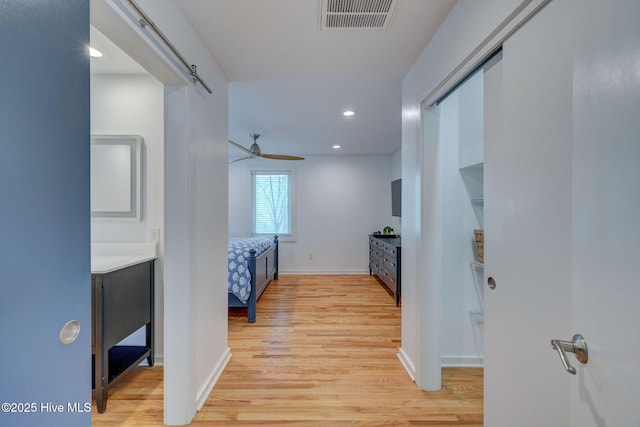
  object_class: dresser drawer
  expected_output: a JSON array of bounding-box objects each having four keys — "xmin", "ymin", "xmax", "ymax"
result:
[
  {"xmin": 383, "ymin": 244, "xmax": 397, "ymax": 258},
  {"xmin": 383, "ymin": 247, "xmax": 397, "ymax": 267},
  {"xmin": 382, "ymin": 269, "xmax": 398, "ymax": 293},
  {"xmin": 369, "ymin": 235, "xmax": 401, "ymax": 305}
]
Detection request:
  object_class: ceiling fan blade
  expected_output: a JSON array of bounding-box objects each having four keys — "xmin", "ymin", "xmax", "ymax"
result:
[
  {"xmin": 228, "ymin": 140, "xmax": 253, "ymax": 155},
  {"xmin": 258, "ymin": 153, "xmax": 305, "ymax": 161},
  {"xmin": 229, "ymin": 156, "xmax": 253, "ymax": 163}
]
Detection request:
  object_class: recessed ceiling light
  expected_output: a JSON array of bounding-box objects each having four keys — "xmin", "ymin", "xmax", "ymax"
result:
[
  {"xmin": 89, "ymin": 47, "xmax": 103, "ymax": 58},
  {"xmin": 332, "ymin": 145, "xmax": 341, "ymax": 149},
  {"xmin": 343, "ymin": 110, "xmax": 355, "ymax": 117}
]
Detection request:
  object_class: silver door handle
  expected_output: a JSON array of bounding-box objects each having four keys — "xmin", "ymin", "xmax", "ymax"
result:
[{"xmin": 550, "ymin": 334, "xmax": 588, "ymax": 375}]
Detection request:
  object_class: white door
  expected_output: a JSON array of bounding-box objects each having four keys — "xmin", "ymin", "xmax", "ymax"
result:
[
  {"xmin": 0, "ymin": 2, "xmax": 91, "ymax": 427},
  {"xmin": 484, "ymin": 0, "xmax": 573, "ymax": 424},
  {"xmin": 485, "ymin": 0, "xmax": 640, "ymax": 425},
  {"xmin": 569, "ymin": 0, "xmax": 640, "ymax": 424}
]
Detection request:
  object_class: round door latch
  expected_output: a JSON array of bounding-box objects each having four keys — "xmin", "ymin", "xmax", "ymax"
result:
[
  {"xmin": 59, "ymin": 320, "xmax": 81, "ymax": 345},
  {"xmin": 487, "ymin": 277, "xmax": 496, "ymax": 290}
]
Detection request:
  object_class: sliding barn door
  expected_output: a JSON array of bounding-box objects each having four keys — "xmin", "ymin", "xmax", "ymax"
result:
[
  {"xmin": 569, "ymin": 0, "xmax": 640, "ymax": 424},
  {"xmin": 485, "ymin": 0, "xmax": 640, "ymax": 425},
  {"xmin": 0, "ymin": 2, "xmax": 91, "ymax": 426},
  {"xmin": 484, "ymin": 0, "xmax": 573, "ymax": 424}
]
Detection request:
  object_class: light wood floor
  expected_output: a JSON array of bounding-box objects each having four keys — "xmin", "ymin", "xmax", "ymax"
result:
[{"xmin": 93, "ymin": 274, "xmax": 483, "ymax": 426}]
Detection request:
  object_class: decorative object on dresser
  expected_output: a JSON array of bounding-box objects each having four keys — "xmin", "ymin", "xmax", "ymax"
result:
[
  {"xmin": 473, "ymin": 229, "xmax": 484, "ymax": 263},
  {"xmin": 91, "ymin": 257, "xmax": 155, "ymax": 413},
  {"xmin": 228, "ymin": 235, "xmax": 279, "ymax": 323},
  {"xmin": 373, "ymin": 226, "xmax": 397, "ymax": 238},
  {"xmin": 369, "ymin": 234, "xmax": 401, "ymax": 305}
]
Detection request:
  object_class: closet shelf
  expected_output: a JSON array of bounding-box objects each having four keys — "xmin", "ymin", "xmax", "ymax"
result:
[
  {"xmin": 470, "ymin": 310, "xmax": 484, "ymax": 324},
  {"xmin": 470, "ymin": 261, "xmax": 484, "ymax": 268}
]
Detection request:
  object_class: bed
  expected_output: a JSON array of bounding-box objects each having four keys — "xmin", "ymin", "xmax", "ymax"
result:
[{"xmin": 228, "ymin": 235, "xmax": 279, "ymax": 323}]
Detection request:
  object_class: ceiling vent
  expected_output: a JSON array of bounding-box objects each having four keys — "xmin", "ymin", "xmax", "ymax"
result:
[{"xmin": 320, "ymin": 0, "xmax": 399, "ymax": 31}]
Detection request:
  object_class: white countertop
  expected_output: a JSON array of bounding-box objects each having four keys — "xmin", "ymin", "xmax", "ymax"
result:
[
  {"xmin": 91, "ymin": 242, "xmax": 158, "ymax": 274},
  {"xmin": 91, "ymin": 255, "xmax": 157, "ymax": 274}
]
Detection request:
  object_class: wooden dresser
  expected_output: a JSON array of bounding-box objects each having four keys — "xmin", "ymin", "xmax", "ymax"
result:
[{"xmin": 369, "ymin": 235, "xmax": 401, "ymax": 305}]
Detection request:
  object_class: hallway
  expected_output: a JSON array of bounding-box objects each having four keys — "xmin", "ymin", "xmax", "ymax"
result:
[{"xmin": 93, "ymin": 275, "xmax": 483, "ymax": 425}]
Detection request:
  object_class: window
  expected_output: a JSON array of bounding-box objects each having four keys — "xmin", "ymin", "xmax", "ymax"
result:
[{"xmin": 252, "ymin": 170, "xmax": 295, "ymax": 238}]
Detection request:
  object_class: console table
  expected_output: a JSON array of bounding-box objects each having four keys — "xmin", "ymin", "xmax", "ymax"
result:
[
  {"xmin": 369, "ymin": 235, "xmax": 401, "ymax": 305},
  {"xmin": 91, "ymin": 257, "xmax": 155, "ymax": 413}
]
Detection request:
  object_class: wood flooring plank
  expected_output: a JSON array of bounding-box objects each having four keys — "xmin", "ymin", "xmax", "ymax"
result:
[{"xmin": 92, "ymin": 274, "xmax": 483, "ymax": 426}]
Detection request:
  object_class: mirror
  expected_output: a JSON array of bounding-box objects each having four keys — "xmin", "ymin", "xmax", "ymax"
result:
[{"xmin": 91, "ymin": 135, "xmax": 142, "ymax": 220}]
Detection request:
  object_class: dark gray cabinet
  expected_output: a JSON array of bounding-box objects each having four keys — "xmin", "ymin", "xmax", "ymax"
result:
[
  {"xmin": 92, "ymin": 259, "xmax": 154, "ymax": 413},
  {"xmin": 369, "ymin": 235, "xmax": 401, "ymax": 305}
]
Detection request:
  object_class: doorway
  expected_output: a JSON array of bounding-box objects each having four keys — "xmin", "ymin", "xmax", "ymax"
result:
[
  {"xmin": 89, "ymin": 24, "xmax": 165, "ymax": 351},
  {"xmin": 417, "ymin": 54, "xmax": 504, "ymax": 389}
]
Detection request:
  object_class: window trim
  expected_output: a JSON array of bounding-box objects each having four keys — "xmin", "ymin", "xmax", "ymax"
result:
[{"xmin": 251, "ymin": 168, "xmax": 297, "ymax": 241}]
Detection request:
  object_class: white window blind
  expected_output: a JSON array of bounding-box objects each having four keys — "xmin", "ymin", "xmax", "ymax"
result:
[{"xmin": 252, "ymin": 171, "xmax": 293, "ymax": 235}]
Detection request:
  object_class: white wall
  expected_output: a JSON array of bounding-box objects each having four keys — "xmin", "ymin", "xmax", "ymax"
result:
[
  {"xmin": 143, "ymin": 3, "xmax": 230, "ymax": 425},
  {"xmin": 391, "ymin": 149, "xmax": 402, "ymax": 179},
  {"xmin": 229, "ymin": 155, "xmax": 393, "ymax": 273},
  {"xmin": 91, "ymin": 74, "xmax": 164, "ymax": 243},
  {"xmin": 400, "ymin": 0, "xmax": 548, "ymax": 390},
  {"xmin": 93, "ymin": 1, "xmax": 230, "ymax": 424},
  {"xmin": 436, "ymin": 91, "xmax": 484, "ymax": 366},
  {"xmin": 90, "ymin": 73, "xmax": 165, "ymax": 360}
]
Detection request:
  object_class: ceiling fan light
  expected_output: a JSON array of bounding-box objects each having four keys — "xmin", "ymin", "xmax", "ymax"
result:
[
  {"xmin": 343, "ymin": 110, "xmax": 355, "ymax": 117},
  {"xmin": 249, "ymin": 142, "xmax": 261, "ymax": 154}
]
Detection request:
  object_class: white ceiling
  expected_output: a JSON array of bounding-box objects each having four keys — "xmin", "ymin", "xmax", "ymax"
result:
[
  {"xmin": 92, "ymin": 0, "xmax": 456, "ymax": 159},
  {"xmin": 90, "ymin": 26, "xmax": 148, "ymax": 75}
]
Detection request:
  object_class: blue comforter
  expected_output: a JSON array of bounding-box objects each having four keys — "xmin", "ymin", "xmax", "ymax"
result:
[{"xmin": 228, "ymin": 236, "xmax": 274, "ymax": 303}]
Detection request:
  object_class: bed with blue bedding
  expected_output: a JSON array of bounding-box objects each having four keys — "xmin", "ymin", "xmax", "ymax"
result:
[{"xmin": 227, "ymin": 235, "xmax": 278, "ymax": 323}]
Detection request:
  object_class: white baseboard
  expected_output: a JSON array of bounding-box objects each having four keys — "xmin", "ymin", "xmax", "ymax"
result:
[
  {"xmin": 441, "ymin": 356, "xmax": 484, "ymax": 367},
  {"xmin": 396, "ymin": 350, "xmax": 483, "ymax": 383},
  {"xmin": 154, "ymin": 355, "xmax": 164, "ymax": 366},
  {"xmin": 397, "ymin": 348, "xmax": 416, "ymax": 382},
  {"xmin": 196, "ymin": 348, "xmax": 232, "ymax": 411},
  {"xmin": 279, "ymin": 269, "xmax": 369, "ymax": 275}
]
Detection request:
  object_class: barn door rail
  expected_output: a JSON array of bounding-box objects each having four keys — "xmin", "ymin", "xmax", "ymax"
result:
[{"xmin": 125, "ymin": 0, "xmax": 213, "ymax": 94}]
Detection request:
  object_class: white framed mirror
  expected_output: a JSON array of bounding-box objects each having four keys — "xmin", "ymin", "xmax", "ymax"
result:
[{"xmin": 91, "ymin": 135, "xmax": 143, "ymax": 220}]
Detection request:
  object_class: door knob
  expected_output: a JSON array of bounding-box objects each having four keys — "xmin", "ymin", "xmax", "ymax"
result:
[
  {"xmin": 59, "ymin": 320, "xmax": 81, "ymax": 345},
  {"xmin": 551, "ymin": 334, "xmax": 588, "ymax": 375}
]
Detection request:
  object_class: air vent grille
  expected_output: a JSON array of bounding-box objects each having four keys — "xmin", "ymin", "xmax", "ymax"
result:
[{"xmin": 320, "ymin": 0, "xmax": 398, "ymax": 30}]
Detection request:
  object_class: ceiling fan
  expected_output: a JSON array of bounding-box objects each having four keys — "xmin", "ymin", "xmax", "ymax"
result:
[{"xmin": 229, "ymin": 133, "xmax": 304, "ymax": 162}]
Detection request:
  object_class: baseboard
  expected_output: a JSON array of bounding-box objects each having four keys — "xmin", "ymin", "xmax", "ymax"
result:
[
  {"xmin": 396, "ymin": 350, "xmax": 483, "ymax": 380},
  {"xmin": 196, "ymin": 347, "xmax": 232, "ymax": 411},
  {"xmin": 279, "ymin": 269, "xmax": 369, "ymax": 275},
  {"xmin": 397, "ymin": 348, "xmax": 416, "ymax": 382},
  {"xmin": 441, "ymin": 356, "xmax": 484, "ymax": 367}
]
